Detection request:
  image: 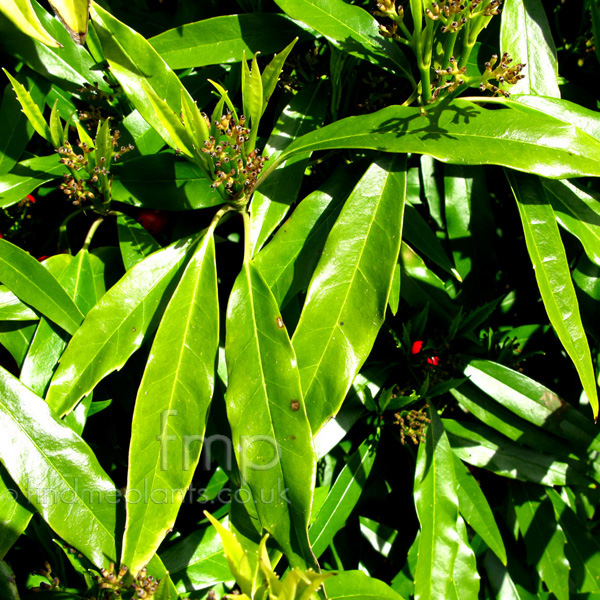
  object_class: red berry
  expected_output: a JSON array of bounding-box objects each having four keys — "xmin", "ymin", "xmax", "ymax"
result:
[
  {"xmin": 411, "ymin": 340, "xmax": 424, "ymax": 354},
  {"xmin": 427, "ymin": 356, "xmax": 440, "ymax": 367},
  {"xmin": 39, "ymin": 256, "xmax": 50, "ymax": 261},
  {"xmin": 26, "ymin": 194, "xmax": 36, "ymax": 203},
  {"xmin": 137, "ymin": 209, "xmax": 169, "ymax": 235}
]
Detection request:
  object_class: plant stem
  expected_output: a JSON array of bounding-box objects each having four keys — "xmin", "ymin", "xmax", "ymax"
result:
[
  {"xmin": 82, "ymin": 217, "xmax": 105, "ymax": 251},
  {"xmin": 241, "ymin": 207, "xmax": 252, "ymax": 264}
]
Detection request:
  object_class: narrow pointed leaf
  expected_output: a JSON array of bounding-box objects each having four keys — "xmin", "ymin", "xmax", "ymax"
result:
[
  {"xmin": 448, "ymin": 516, "xmax": 480, "ymax": 600},
  {"xmin": 507, "ymin": 170, "xmax": 598, "ymax": 418},
  {"xmin": 250, "ymin": 83, "xmax": 326, "ymax": 255},
  {"xmin": 225, "ymin": 260, "xmax": 316, "ymax": 569},
  {"xmin": 0, "ymin": 367, "xmax": 117, "ymax": 568},
  {"xmin": 117, "ymin": 213, "xmax": 161, "ymax": 271},
  {"xmin": 0, "ymin": 464, "xmax": 33, "ymax": 559},
  {"xmin": 414, "ymin": 408, "xmax": 460, "ymax": 600},
  {"xmin": 47, "ymin": 0, "xmax": 90, "ymax": 45},
  {"xmin": 260, "ymin": 100, "xmax": 600, "ymax": 181},
  {"xmin": 292, "ymin": 156, "xmax": 406, "ymax": 433},
  {"xmin": 0, "ymin": 238, "xmax": 83, "ymax": 335},
  {"xmin": 123, "ymin": 234, "xmax": 219, "ymax": 576},
  {"xmin": 512, "ymin": 482, "xmax": 569, "ymax": 600},
  {"xmin": 261, "ymin": 38, "xmax": 297, "ymax": 112},
  {"xmin": 501, "ymin": 0, "xmax": 559, "ymax": 97},
  {"xmin": 309, "ymin": 438, "xmax": 377, "ymax": 558},
  {"xmin": 46, "ymin": 236, "xmax": 196, "ymax": 417},
  {"xmin": 0, "ymin": 0, "xmax": 60, "ymax": 47},
  {"xmin": 453, "ymin": 455, "xmax": 507, "ymax": 565},
  {"xmin": 0, "ymin": 286, "xmax": 38, "ymax": 320}
]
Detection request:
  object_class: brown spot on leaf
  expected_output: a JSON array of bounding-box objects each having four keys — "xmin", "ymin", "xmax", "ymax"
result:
[
  {"xmin": 276, "ymin": 316, "xmax": 284, "ymax": 329},
  {"xmin": 290, "ymin": 400, "xmax": 300, "ymax": 411}
]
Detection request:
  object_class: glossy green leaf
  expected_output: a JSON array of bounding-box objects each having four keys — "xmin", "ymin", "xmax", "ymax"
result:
[
  {"xmin": 45, "ymin": 235, "xmax": 196, "ymax": 417},
  {"xmin": 391, "ymin": 532, "xmax": 419, "ymax": 598},
  {"xmin": 116, "ymin": 213, "xmax": 161, "ymax": 271},
  {"xmin": 508, "ymin": 170, "xmax": 598, "ymax": 418},
  {"xmin": 414, "ymin": 407, "xmax": 460, "ymax": 600},
  {"xmin": 546, "ymin": 488, "xmax": 600, "ymax": 593},
  {"xmin": 241, "ymin": 52, "xmax": 263, "ymax": 153},
  {"xmin": 0, "ymin": 464, "xmax": 33, "ymax": 559},
  {"xmin": 0, "ymin": 154, "xmax": 65, "ymax": 208},
  {"xmin": 0, "ymin": 322, "xmax": 37, "ymax": 367},
  {"xmin": 543, "ymin": 178, "xmax": 600, "ymax": 268},
  {"xmin": 91, "ymin": 3, "xmax": 198, "ymax": 151},
  {"xmin": 121, "ymin": 109, "xmax": 166, "ymax": 157},
  {"xmin": 501, "ymin": 0, "xmax": 559, "ymax": 97},
  {"xmin": 512, "ymin": 482, "xmax": 569, "ymax": 600},
  {"xmin": 150, "ymin": 14, "xmax": 310, "ymax": 69},
  {"xmin": 225, "ymin": 260, "xmax": 316, "ymax": 569},
  {"xmin": 359, "ymin": 516, "xmax": 397, "ymax": 557},
  {"xmin": 21, "ymin": 250, "xmax": 97, "ymax": 398},
  {"xmin": 0, "ymin": 0, "xmax": 60, "ymax": 47},
  {"xmin": 47, "ymin": 0, "xmax": 90, "ymax": 45},
  {"xmin": 444, "ymin": 419, "xmax": 591, "ymax": 486},
  {"xmin": 0, "ymin": 238, "xmax": 83, "ymax": 335},
  {"xmin": 0, "ymin": 286, "xmax": 38, "ymax": 320},
  {"xmin": 161, "ymin": 522, "xmax": 231, "ymax": 594},
  {"xmin": 453, "ymin": 455, "xmax": 507, "ymax": 565},
  {"xmin": 483, "ymin": 551, "xmax": 532, "ymax": 600},
  {"xmin": 309, "ymin": 438, "xmax": 377, "ymax": 558},
  {"xmin": 261, "ymin": 100, "xmax": 600, "ymax": 181},
  {"xmin": 250, "ymin": 84, "xmax": 326, "ymax": 255},
  {"xmin": 0, "ymin": 367, "xmax": 117, "ymax": 568},
  {"xmin": 123, "ymin": 233, "xmax": 219, "ymax": 576},
  {"xmin": 273, "ymin": 0, "xmax": 413, "ymax": 79},
  {"xmin": 111, "ymin": 154, "xmax": 222, "ymax": 211},
  {"xmin": 292, "ymin": 155, "xmax": 406, "ymax": 433},
  {"xmin": 0, "ymin": 559, "xmax": 19, "ymax": 600},
  {"xmin": 462, "ymin": 360, "xmax": 600, "ymax": 455},
  {"xmin": 325, "ymin": 570, "xmax": 406, "ymax": 600},
  {"xmin": 448, "ymin": 516, "xmax": 480, "ymax": 600},
  {"xmin": 261, "ymin": 38, "xmax": 296, "ymax": 112},
  {"xmin": 255, "ymin": 164, "xmax": 360, "ymax": 308}
]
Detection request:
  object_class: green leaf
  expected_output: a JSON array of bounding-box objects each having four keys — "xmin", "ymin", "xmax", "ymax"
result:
[
  {"xmin": 448, "ymin": 516, "xmax": 480, "ymax": 600},
  {"xmin": 250, "ymin": 83, "xmax": 326, "ymax": 255},
  {"xmin": 261, "ymin": 38, "xmax": 297, "ymax": 113},
  {"xmin": 47, "ymin": 0, "xmax": 90, "ymax": 45},
  {"xmin": 0, "ymin": 0, "xmax": 60, "ymax": 47},
  {"xmin": 90, "ymin": 3, "xmax": 198, "ymax": 153},
  {"xmin": 123, "ymin": 233, "xmax": 219, "ymax": 576},
  {"xmin": 161, "ymin": 522, "xmax": 231, "ymax": 594},
  {"xmin": 0, "ymin": 367, "xmax": 117, "ymax": 568},
  {"xmin": 0, "ymin": 322, "xmax": 37, "ymax": 367},
  {"xmin": 462, "ymin": 360, "xmax": 600, "ymax": 455},
  {"xmin": 309, "ymin": 438, "xmax": 377, "ymax": 558},
  {"xmin": 149, "ymin": 14, "xmax": 310, "ymax": 69},
  {"xmin": 255, "ymin": 164, "xmax": 360, "ymax": 308},
  {"xmin": 45, "ymin": 235, "xmax": 196, "ymax": 417},
  {"xmin": 292, "ymin": 155, "xmax": 406, "ymax": 433},
  {"xmin": 543, "ymin": 178, "xmax": 600, "ymax": 268},
  {"xmin": 508, "ymin": 171, "xmax": 598, "ymax": 418},
  {"xmin": 500, "ymin": 0, "xmax": 560, "ymax": 97},
  {"xmin": 413, "ymin": 407, "xmax": 460, "ymax": 600},
  {"xmin": 241, "ymin": 52, "xmax": 263, "ymax": 153},
  {"xmin": 3, "ymin": 69, "xmax": 52, "ymax": 144},
  {"xmin": 483, "ymin": 551, "xmax": 532, "ymax": 600},
  {"xmin": 444, "ymin": 419, "xmax": 591, "ymax": 486},
  {"xmin": 273, "ymin": 0, "xmax": 413, "ymax": 80},
  {"xmin": 0, "ymin": 154, "xmax": 65, "ymax": 208},
  {"xmin": 117, "ymin": 212, "xmax": 161, "ymax": 271},
  {"xmin": 0, "ymin": 464, "xmax": 33, "ymax": 559},
  {"xmin": 453, "ymin": 455, "xmax": 507, "ymax": 565},
  {"xmin": 110, "ymin": 154, "xmax": 222, "ymax": 211},
  {"xmin": 325, "ymin": 570, "xmax": 406, "ymax": 600},
  {"xmin": 0, "ymin": 559, "xmax": 19, "ymax": 600},
  {"xmin": 225, "ymin": 260, "xmax": 316, "ymax": 569},
  {"xmin": 547, "ymin": 488, "xmax": 600, "ymax": 593},
  {"xmin": 261, "ymin": 100, "xmax": 600, "ymax": 181},
  {"xmin": 0, "ymin": 238, "xmax": 83, "ymax": 335},
  {"xmin": 0, "ymin": 286, "xmax": 38, "ymax": 320},
  {"xmin": 512, "ymin": 482, "xmax": 569, "ymax": 600}
]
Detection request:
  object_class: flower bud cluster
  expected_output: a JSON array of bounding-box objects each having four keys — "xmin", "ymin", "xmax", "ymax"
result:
[
  {"xmin": 395, "ymin": 406, "xmax": 431, "ymax": 445},
  {"xmin": 132, "ymin": 567, "xmax": 161, "ymax": 598},
  {"xmin": 479, "ymin": 52, "xmax": 526, "ymax": 96},
  {"xmin": 425, "ymin": 0, "xmax": 502, "ymax": 33},
  {"xmin": 201, "ymin": 110, "xmax": 268, "ymax": 200},
  {"xmin": 97, "ymin": 562, "xmax": 128, "ymax": 596}
]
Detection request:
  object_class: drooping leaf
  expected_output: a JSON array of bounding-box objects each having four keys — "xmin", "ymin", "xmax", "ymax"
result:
[
  {"xmin": 45, "ymin": 235, "xmax": 197, "ymax": 417},
  {"xmin": 292, "ymin": 155, "xmax": 406, "ymax": 433},
  {"xmin": 0, "ymin": 367, "xmax": 117, "ymax": 568},
  {"xmin": 116, "ymin": 212, "xmax": 161, "ymax": 271},
  {"xmin": 123, "ymin": 233, "xmax": 219, "ymax": 576},
  {"xmin": 260, "ymin": 100, "xmax": 600, "ymax": 181},
  {"xmin": 453, "ymin": 455, "xmax": 507, "ymax": 565},
  {"xmin": 507, "ymin": 170, "xmax": 598, "ymax": 418},
  {"xmin": 0, "ymin": 238, "xmax": 83, "ymax": 335},
  {"xmin": 413, "ymin": 407, "xmax": 460, "ymax": 600},
  {"xmin": 225, "ymin": 260, "xmax": 316, "ymax": 569},
  {"xmin": 512, "ymin": 482, "xmax": 569, "ymax": 600},
  {"xmin": 309, "ymin": 437, "xmax": 377, "ymax": 558}
]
